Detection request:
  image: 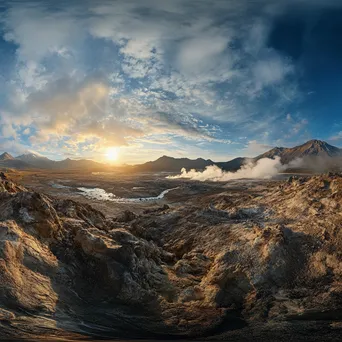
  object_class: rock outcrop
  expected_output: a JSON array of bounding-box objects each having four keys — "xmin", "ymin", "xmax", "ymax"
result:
[{"xmin": 0, "ymin": 174, "xmax": 341, "ymax": 340}]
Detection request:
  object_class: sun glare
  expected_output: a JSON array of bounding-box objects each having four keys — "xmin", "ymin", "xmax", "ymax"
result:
[{"xmin": 105, "ymin": 147, "xmax": 119, "ymax": 162}]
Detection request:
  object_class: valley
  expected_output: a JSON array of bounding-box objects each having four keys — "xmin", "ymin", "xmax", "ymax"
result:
[
  {"xmin": 0, "ymin": 139, "xmax": 341, "ymax": 341},
  {"xmin": 6, "ymin": 169, "xmax": 221, "ymax": 217},
  {"xmin": 0, "ymin": 169, "xmax": 340, "ymax": 340}
]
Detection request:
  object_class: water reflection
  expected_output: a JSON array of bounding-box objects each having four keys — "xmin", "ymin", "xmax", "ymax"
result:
[{"xmin": 77, "ymin": 187, "xmax": 178, "ymax": 202}]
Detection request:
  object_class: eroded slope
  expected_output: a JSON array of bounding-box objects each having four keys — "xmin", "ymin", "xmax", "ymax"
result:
[{"xmin": 0, "ymin": 174, "xmax": 341, "ymax": 340}]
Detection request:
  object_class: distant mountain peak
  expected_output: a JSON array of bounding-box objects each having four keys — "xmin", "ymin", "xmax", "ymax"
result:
[
  {"xmin": 24, "ymin": 152, "xmax": 38, "ymax": 157},
  {"xmin": 159, "ymin": 155, "xmax": 173, "ymax": 160},
  {"xmin": 297, "ymin": 139, "xmax": 339, "ymax": 153},
  {"xmin": 306, "ymin": 139, "xmax": 324, "ymax": 143},
  {"xmin": 257, "ymin": 139, "xmax": 342, "ymax": 163},
  {"xmin": 16, "ymin": 152, "xmax": 49, "ymax": 160},
  {"xmin": 0, "ymin": 152, "xmax": 14, "ymax": 161},
  {"xmin": 135, "ymin": 155, "xmax": 214, "ymax": 172},
  {"xmin": 302, "ymin": 139, "xmax": 327, "ymax": 147}
]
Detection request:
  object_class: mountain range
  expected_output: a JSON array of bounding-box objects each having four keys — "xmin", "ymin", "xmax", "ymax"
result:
[
  {"xmin": 0, "ymin": 152, "xmax": 104, "ymax": 170},
  {"xmin": 133, "ymin": 139, "xmax": 342, "ymax": 172},
  {"xmin": 133, "ymin": 155, "xmax": 215, "ymax": 172},
  {"xmin": 1, "ymin": 139, "xmax": 342, "ymax": 172}
]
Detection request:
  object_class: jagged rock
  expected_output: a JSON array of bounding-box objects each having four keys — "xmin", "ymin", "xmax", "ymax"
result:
[
  {"xmin": 179, "ymin": 285, "xmax": 205, "ymax": 302},
  {"xmin": 0, "ymin": 179, "xmax": 27, "ymax": 193},
  {"xmin": 0, "ymin": 308, "xmax": 15, "ymax": 321},
  {"xmin": 0, "ymin": 173, "xmax": 341, "ymax": 340},
  {"xmin": 115, "ymin": 210, "xmax": 137, "ymax": 222},
  {"xmin": 143, "ymin": 204, "xmax": 170, "ymax": 214},
  {"xmin": 0, "ymin": 220, "xmax": 58, "ymax": 313},
  {"xmin": 53, "ymin": 198, "xmax": 107, "ymax": 229}
]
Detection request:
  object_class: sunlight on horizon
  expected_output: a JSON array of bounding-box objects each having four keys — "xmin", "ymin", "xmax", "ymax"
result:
[{"xmin": 105, "ymin": 147, "xmax": 119, "ymax": 162}]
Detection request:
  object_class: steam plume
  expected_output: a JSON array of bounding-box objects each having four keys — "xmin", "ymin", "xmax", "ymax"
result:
[{"xmin": 167, "ymin": 157, "xmax": 302, "ymax": 181}]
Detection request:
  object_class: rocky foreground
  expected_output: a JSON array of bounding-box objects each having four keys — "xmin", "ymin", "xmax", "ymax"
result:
[{"xmin": 0, "ymin": 173, "xmax": 341, "ymax": 340}]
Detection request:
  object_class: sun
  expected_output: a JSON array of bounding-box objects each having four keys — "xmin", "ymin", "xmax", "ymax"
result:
[{"xmin": 105, "ymin": 147, "xmax": 119, "ymax": 162}]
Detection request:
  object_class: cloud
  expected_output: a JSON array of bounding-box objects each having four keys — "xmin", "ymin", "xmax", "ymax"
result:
[
  {"xmin": 1, "ymin": 0, "xmax": 337, "ymax": 162},
  {"xmin": 329, "ymin": 131, "xmax": 342, "ymax": 141},
  {"xmin": 0, "ymin": 139, "xmax": 29, "ymax": 155},
  {"xmin": 19, "ymin": 79, "xmax": 146, "ymax": 146},
  {"xmin": 243, "ymin": 140, "xmax": 273, "ymax": 156},
  {"xmin": 25, "ymin": 80, "xmax": 109, "ymax": 131},
  {"xmin": 22, "ymin": 128, "xmax": 30, "ymax": 135},
  {"xmin": 176, "ymin": 34, "xmax": 230, "ymax": 74},
  {"xmin": 252, "ymin": 54, "xmax": 294, "ymax": 88},
  {"xmin": 1, "ymin": 124, "xmax": 17, "ymax": 139},
  {"xmin": 292, "ymin": 119, "xmax": 308, "ymax": 134},
  {"xmin": 76, "ymin": 118, "xmax": 143, "ymax": 146},
  {"xmin": 1, "ymin": 5, "xmax": 80, "ymax": 62}
]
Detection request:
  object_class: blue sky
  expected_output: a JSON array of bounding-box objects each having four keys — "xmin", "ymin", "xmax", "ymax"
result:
[{"xmin": 1, "ymin": 0, "xmax": 342, "ymax": 163}]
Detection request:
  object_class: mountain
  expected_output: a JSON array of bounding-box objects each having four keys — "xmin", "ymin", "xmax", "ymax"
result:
[
  {"xmin": 54, "ymin": 158, "xmax": 105, "ymax": 170},
  {"xmin": 1, "ymin": 139, "xmax": 342, "ymax": 172},
  {"xmin": 255, "ymin": 147, "xmax": 286, "ymax": 160},
  {"xmin": 256, "ymin": 139, "xmax": 342, "ymax": 164},
  {"xmin": 16, "ymin": 153, "xmax": 55, "ymax": 169},
  {"xmin": 0, "ymin": 152, "xmax": 31, "ymax": 169},
  {"xmin": 133, "ymin": 155, "xmax": 214, "ymax": 172},
  {"xmin": 132, "ymin": 140, "xmax": 342, "ymax": 173},
  {"xmin": 0, "ymin": 152, "xmax": 14, "ymax": 161},
  {"xmin": 16, "ymin": 153, "xmax": 106, "ymax": 170},
  {"xmin": 216, "ymin": 157, "xmax": 250, "ymax": 172}
]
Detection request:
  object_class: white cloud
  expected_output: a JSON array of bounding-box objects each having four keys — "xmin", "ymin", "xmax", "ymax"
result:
[
  {"xmin": 177, "ymin": 34, "xmax": 230, "ymax": 74},
  {"xmin": 1, "ymin": 124, "xmax": 17, "ymax": 139},
  {"xmin": 22, "ymin": 128, "xmax": 30, "ymax": 135},
  {"xmin": 243, "ymin": 140, "xmax": 272, "ymax": 156},
  {"xmin": 0, "ymin": 0, "xmax": 328, "ymax": 161},
  {"xmin": 0, "ymin": 139, "xmax": 29, "ymax": 155},
  {"xmin": 17, "ymin": 61, "xmax": 48, "ymax": 90},
  {"xmin": 244, "ymin": 19, "xmax": 271, "ymax": 55},
  {"xmin": 329, "ymin": 131, "xmax": 342, "ymax": 141},
  {"xmin": 1, "ymin": 6, "xmax": 80, "ymax": 62},
  {"xmin": 252, "ymin": 54, "xmax": 294, "ymax": 89},
  {"xmin": 292, "ymin": 118, "xmax": 308, "ymax": 134}
]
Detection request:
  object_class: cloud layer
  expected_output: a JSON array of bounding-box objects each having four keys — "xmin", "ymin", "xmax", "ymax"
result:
[{"xmin": 0, "ymin": 0, "xmax": 341, "ymax": 162}]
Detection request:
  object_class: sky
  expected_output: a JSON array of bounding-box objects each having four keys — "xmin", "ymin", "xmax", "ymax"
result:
[{"xmin": 1, "ymin": 0, "xmax": 342, "ymax": 164}]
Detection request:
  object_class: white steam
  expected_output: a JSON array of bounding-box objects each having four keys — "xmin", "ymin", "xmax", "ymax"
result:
[{"xmin": 167, "ymin": 157, "xmax": 302, "ymax": 182}]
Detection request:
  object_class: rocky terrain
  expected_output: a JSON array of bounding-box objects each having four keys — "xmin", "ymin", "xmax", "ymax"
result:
[{"xmin": 0, "ymin": 172, "xmax": 341, "ymax": 340}]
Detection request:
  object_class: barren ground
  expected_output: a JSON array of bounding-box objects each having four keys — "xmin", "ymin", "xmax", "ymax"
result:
[
  {"xmin": 0, "ymin": 169, "xmax": 340, "ymax": 341},
  {"xmin": 7, "ymin": 169, "xmax": 230, "ymax": 215}
]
